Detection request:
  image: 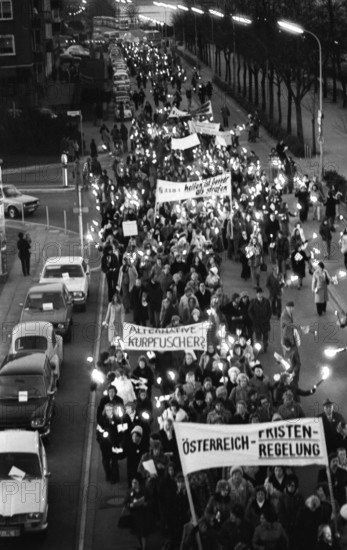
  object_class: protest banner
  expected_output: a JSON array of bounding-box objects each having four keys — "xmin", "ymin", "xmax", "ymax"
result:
[
  {"xmin": 188, "ymin": 120, "xmax": 221, "ymax": 135},
  {"xmin": 174, "ymin": 419, "xmax": 328, "ymax": 475},
  {"xmin": 155, "ymin": 172, "xmax": 231, "ymax": 203},
  {"xmin": 171, "ymin": 133, "xmax": 200, "ymax": 150},
  {"xmin": 123, "ymin": 322, "xmax": 207, "ymax": 351},
  {"xmin": 168, "ymin": 106, "xmax": 191, "ymax": 118}
]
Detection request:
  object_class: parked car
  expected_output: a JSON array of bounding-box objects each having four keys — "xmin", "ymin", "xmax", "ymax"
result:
[
  {"xmin": 0, "ymin": 430, "xmax": 50, "ymax": 537},
  {"xmin": 39, "ymin": 256, "xmax": 90, "ymax": 310},
  {"xmin": 0, "ymin": 352, "xmax": 57, "ymax": 436},
  {"xmin": 20, "ymin": 282, "xmax": 73, "ymax": 342},
  {"xmin": 65, "ymin": 45, "xmax": 90, "ymax": 58},
  {"xmin": 2, "ymin": 184, "xmax": 40, "ymax": 219},
  {"xmin": 9, "ymin": 322, "xmax": 63, "ymax": 381}
]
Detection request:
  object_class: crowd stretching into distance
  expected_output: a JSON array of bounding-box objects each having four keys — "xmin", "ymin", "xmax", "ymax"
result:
[{"xmin": 89, "ymin": 38, "xmax": 347, "ymax": 550}]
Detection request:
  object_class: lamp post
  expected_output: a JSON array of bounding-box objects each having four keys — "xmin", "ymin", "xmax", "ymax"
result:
[
  {"xmin": 208, "ymin": 9, "xmax": 224, "ymax": 70},
  {"xmin": 231, "ymin": 15, "xmax": 252, "ymax": 93},
  {"xmin": 192, "ymin": 7, "xmax": 203, "ymax": 57},
  {"xmin": 0, "ymin": 159, "xmax": 7, "ymax": 282},
  {"xmin": 278, "ymin": 20, "xmax": 323, "ymax": 178},
  {"xmin": 177, "ymin": 4, "xmax": 188, "ymax": 47}
]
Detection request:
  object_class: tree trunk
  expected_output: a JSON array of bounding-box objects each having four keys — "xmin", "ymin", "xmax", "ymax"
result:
[
  {"xmin": 227, "ymin": 54, "xmax": 231, "ymax": 85},
  {"xmin": 248, "ymin": 64, "xmax": 253, "ymax": 102},
  {"xmin": 261, "ymin": 66, "xmax": 266, "ymax": 112},
  {"xmin": 331, "ymin": 58, "xmax": 337, "ymax": 103},
  {"xmin": 237, "ymin": 53, "xmax": 241, "ymax": 95},
  {"xmin": 286, "ymin": 85, "xmax": 292, "ymax": 134},
  {"xmin": 224, "ymin": 52, "xmax": 228, "ymax": 82},
  {"xmin": 268, "ymin": 66, "xmax": 274, "ymax": 120},
  {"xmin": 243, "ymin": 58, "xmax": 247, "ymax": 97},
  {"xmin": 254, "ymin": 66, "xmax": 259, "ymax": 107},
  {"xmin": 218, "ymin": 50, "xmax": 221, "ymax": 77},
  {"xmin": 294, "ymin": 96, "xmax": 304, "ymax": 144},
  {"xmin": 277, "ymin": 84, "xmax": 282, "ymax": 126}
]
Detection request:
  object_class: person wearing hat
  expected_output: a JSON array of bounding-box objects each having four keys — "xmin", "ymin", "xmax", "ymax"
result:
[
  {"xmin": 312, "ymin": 261, "xmax": 331, "ymax": 316},
  {"xmin": 319, "ymin": 398, "xmax": 346, "ymax": 454},
  {"xmin": 123, "ymin": 425, "xmax": 148, "ymax": 487},
  {"xmin": 227, "ymin": 467, "xmax": 255, "ymax": 509},
  {"xmin": 248, "ymin": 288, "xmax": 272, "ymax": 353}
]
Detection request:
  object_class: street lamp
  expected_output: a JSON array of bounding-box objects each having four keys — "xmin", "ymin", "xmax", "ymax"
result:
[
  {"xmin": 230, "ymin": 15, "xmax": 252, "ymax": 92},
  {"xmin": 192, "ymin": 7, "xmax": 203, "ymax": 56},
  {"xmin": 278, "ymin": 20, "xmax": 323, "ymax": 178}
]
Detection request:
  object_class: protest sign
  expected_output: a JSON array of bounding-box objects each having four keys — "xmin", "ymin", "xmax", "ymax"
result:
[
  {"xmin": 171, "ymin": 133, "xmax": 200, "ymax": 150},
  {"xmin": 174, "ymin": 419, "xmax": 328, "ymax": 475},
  {"xmin": 188, "ymin": 120, "xmax": 221, "ymax": 135},
  {"xmin": 156, "ymin": 172, "xmax": 231, "ymax": 203},
  {"xmin": 122, "ymin": 220, "xmax": 138, "ymax": 236},
  {"xmin": 123, "ymin": 322, "xmax": 207, "ymax": 351},
  {"xmin": 168, "ymin": 106, "xmax": 191, "ymax": 118}
]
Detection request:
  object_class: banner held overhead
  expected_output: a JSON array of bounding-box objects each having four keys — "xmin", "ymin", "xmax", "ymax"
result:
[
  {"xmin": 174, "ymin": 419, "xmax": 328, "ymax": 475},
  {"xmin": 156, "ymin": 172, "xmax": 231, "ymax": 203},
  {"xmin": 123, "ymin": 322, "xmax": 207, "ymax": 351}
]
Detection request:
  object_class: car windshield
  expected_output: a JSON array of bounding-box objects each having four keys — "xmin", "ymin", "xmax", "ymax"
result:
[
  {"xmin": 0, "ymin": 375, "xmax": 46, "ymax": 399},
  {"xmin": 25, "ymin": 292, "xmax": 65, "ymax": 310},
  {"xmin": 43, "ymin": 265, "xmax": 83, "ymax": 278},
  {"xmin": 0, "ymin": 453, "xmax": 42, "ymax": 480},
  {"xmin": 4, "ymin": 186, "xmax": 21, "ymax": 198},
  {"xmin": 14, "ymin": 336, "xmax": 47, "ymax": 352}
]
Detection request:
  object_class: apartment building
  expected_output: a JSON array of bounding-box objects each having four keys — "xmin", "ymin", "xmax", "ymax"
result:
[{"xmin": 0, "ymin": 0, "xmax": 62, "ymax": 106}]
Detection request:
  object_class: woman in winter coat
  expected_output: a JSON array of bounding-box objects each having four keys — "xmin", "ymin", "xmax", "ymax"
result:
[
  {"xmin": 103, "ymin": 293, "xmax": 125, "ymax": 344},
  {"xmin": 132, "ymin": 355, "xmax": 154, "ymax": 398},
  {"xmin": 227, "ymin": 466, "xmax": 255, "ymax": 509},
  {"xmin": 319, "ymin": 219, "xmax": 332, "ymax": 259},
  {"xmin": 245, "ymin": 236, "xmax": 263, "ymax": 288},
  {"xmin": 117, "ymin": 255, "xmax": 138, "ymax": 313},
  {"xmin": 312, "ymin": 261, "xmax": 331, "ymax": 316},
  {"xmin": 229, "ymin": 373, "xmax": 252, "ymax": 410},
  {"xmin": 124, "ymin": 476, "xmax": 149, "ymax": 550},
  {"xmin": 291, "ymin": 244, "xmax": 310, "ymax": 289},
  {"xmin": 204, "ymin": 479, "xmax": 233, "ymax": 531},
  {"xmin": 252, "ymin": 508, "xmax": 289, "ymax": 550},
  {"xmin": 339, "ymin": 228, "xmax": 347, "ymax": 269}
]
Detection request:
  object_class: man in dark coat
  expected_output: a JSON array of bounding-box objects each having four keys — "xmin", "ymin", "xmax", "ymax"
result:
[
  {"xmin": 220, "ymin": 293, "xmax": 244, "ymax": 334},
  {"xmin": 101, "ymin": 246, "xmax": 120, "ymax": 302},
  {"xmin": 248, "ymin": 288, "xmax": 272, "ymax": 352},
  {"xmin": 219, "ymin": 504, "xmax": 253, "ymax": 550},
  {"xmin": 17, "ymin": 232, "xmax": 31, "ymax": 276},
  {"xmin": 147, "ymin": 274, "xmax": 163, "ymax": 327},
  {"xmin": 195, "ymin": 281, "xmax": 211, "ymax": 313},
  {"xmin": 319, "ymin": 398, "xmax": 346, "ymax": 454}
]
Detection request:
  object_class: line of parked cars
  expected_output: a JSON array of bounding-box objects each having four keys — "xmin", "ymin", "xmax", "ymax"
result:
[
  {"xmin": 0, "ymin": 255, "xmax": 91, "ymax": 538},
  {"xmin": 110, "ymin": 46, "xmax": 133, "ymax": 121}
]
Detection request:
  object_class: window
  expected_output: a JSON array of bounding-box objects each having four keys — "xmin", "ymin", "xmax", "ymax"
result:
[
  {"xmin": 0, "ymin": 35, "xmax": 15, "ymax": 55},
  {"xmin": 0, "ymin": 1, "xmax": 13, "ymax": 20}
]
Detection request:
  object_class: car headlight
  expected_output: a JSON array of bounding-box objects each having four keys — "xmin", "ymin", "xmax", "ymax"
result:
[
  {"xmin": 27, "ymin": 512, "xmax": 43, "ymax": 521},
  {"xmin": 31, "ymin": 418, "xmax": 45, "ymax": 428},
  {"xmin": 73, "ymin": 291, "xmax": 84, "ymax": 297},
  {"xmin": 58, "ymin": 323, "xmax": 65, "ymax": 329}
]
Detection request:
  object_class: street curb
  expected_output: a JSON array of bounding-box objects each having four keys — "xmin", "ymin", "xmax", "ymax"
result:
[{"xmin": 20, "ymin": 187, "xmax": 75, "ymax": 193}]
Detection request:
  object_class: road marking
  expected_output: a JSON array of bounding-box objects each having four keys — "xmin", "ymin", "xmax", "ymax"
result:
[{"xmin": 77, "ymin": 273, "xmax": 105, "ymax": 550}]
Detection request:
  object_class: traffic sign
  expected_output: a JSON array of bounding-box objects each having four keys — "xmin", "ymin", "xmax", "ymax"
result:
[
  {"xmin": 73, "ymin": 207, "xmax": 89, "ymax": 213},
  {"xmin": 67, "ymin": 110, "xmax": 81, "ymax": 117}
]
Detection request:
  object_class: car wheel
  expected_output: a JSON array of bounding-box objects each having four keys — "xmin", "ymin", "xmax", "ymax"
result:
[{"xmin": 8, "ymin": 206, "xmax": 18, "ymax": 219}]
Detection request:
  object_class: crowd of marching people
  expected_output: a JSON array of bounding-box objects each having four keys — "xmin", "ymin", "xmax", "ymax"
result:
[{"xmin": 92, "ymin": 38, "xmax": 347, "ymax": 550}]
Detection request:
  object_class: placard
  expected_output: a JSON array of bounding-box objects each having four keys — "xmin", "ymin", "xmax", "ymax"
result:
[
  {"xmin": 122, "ymin": 220, "xmax": 138, "ymax": 237},
  {"xmin": 123, "ymin": 322, "xmax": 207, "ymax": 351},
  {"xmin": 156, "ymin": 172, "xmax": 231, "ymax": 203}
]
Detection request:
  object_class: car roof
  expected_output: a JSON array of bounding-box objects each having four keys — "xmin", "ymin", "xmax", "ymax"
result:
[
  {"xmin": 43, "ymin": 256, "xmax": 84, "ymax": 266},
  {"xmin": 0, "ymin": 430, "xmax": 40, "ymax": 454},
  {"xmin": 27, "ymin": 282, "xmax": 68, "ymax": 293},
  {"xmin": 0, "ymin": 352, "xmax": 48, "ymax": 374},
  {"xmin": 11, "ymin": 321, "xmax": 54, "ymax": 337}
]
